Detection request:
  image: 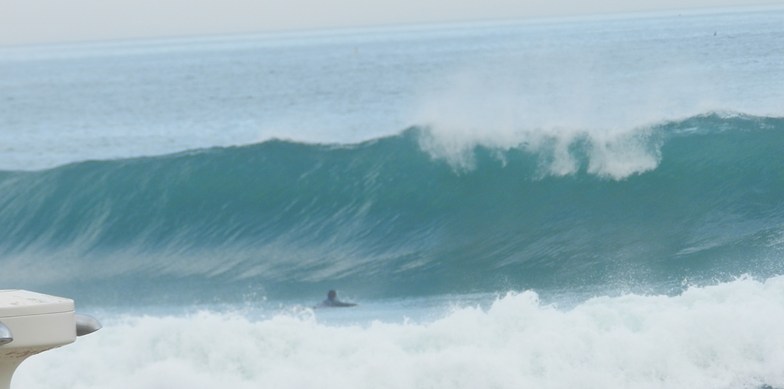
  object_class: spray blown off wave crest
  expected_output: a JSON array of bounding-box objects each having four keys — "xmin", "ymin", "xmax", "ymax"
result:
[
  {"xmin": 418, "ymin": 117, "xmax": 663, "ymax": 179},
  {"xmin": 0, "ymin": 113, "xmax": 783, "ymax": 303}
]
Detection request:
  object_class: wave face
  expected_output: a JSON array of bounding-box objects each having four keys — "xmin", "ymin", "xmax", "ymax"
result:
[{"xmin": 1, "ymin": 113, "xmax": 783, "ymax": 304}]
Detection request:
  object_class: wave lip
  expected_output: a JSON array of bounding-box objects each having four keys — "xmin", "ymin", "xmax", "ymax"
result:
[{"xmin": 417, "ymin": 119, "xmax": 665, "ymax": 179}]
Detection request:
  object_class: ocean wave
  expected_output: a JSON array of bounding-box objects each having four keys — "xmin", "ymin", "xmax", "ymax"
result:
[{"xmin": 0, "ymin": 113, "xmax": 782, "ymax": 303}]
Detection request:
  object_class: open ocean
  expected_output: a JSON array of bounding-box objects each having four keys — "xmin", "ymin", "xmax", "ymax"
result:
[{"xmin": 2, "ymin": 6, "xmax": 784, "ymax": 389}]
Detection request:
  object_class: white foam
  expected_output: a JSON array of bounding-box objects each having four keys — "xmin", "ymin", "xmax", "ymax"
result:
[
  {"xmin": 411, "ymin": 11, "xmax": 784, "ymax": 179},
  {"xmin": 13, "ymin": 276, "xmax": 784, "ymax": 389},
  {"xmin": 411, "ymin": 49, "xmax": 723, "ymax": 179}
]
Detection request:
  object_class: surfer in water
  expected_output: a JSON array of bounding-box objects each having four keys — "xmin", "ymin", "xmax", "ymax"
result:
[{"xmin": 317, "ymin": 290, "xmax": 357, "ymax": 308}]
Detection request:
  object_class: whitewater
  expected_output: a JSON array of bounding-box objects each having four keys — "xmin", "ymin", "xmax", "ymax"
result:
[{"xmin": 1, "ymin": 6, "xmax": 784, "ymax": 389}]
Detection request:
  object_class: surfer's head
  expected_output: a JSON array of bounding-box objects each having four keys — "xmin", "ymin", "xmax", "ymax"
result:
[{"xmin": 327, "ymin": 290, "xmax": 337, "ymax": 300}]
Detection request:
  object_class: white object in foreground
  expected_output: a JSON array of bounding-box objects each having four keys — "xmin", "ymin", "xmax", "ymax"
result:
[{"xmin": 0, "ymin": 290, "xmax": 100, "ymax": 389}]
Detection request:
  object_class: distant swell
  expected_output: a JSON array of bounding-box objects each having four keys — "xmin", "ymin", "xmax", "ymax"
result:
[{"xmin": 1, "ymin": 113, "xmax": 783, "ymax": 304}]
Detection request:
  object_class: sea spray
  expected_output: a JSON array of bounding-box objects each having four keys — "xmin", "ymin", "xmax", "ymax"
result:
[{"xmin": 1, "ymin": 8, "xmax": 783, "ymax": 389}]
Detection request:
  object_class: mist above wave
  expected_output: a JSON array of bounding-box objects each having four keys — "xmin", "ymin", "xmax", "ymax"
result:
[
  {"xmin": 411, "ymin": 39, "xmax": 779, "ymax": 179},
  {"xmin": 2, "ymin": 8, "xmax": 781, "ymax": 172}
]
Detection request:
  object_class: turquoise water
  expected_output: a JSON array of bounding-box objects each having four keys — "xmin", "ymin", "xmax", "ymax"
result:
[
  {"xmin": 1, "ymin": 114, "xmax": 783, "ymax": 306},
  {"xmin": 2, "ymin": 7, "xmax": 784, "ymax": 389}
]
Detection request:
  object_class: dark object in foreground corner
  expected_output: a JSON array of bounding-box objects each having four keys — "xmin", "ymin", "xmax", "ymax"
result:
[
  {"xmin": 316, "ymin": 290, "xmax": 357, "ymax": 308},
  {"xmin": 0, "ymin": 322, "xmax": 11, "ymax": 346},
  {"xmin": 0, "ymin": 290, "xmax": 103, "ymax": 389},
  {"xmin": 75, "ymin": 314, "xmax": 102, "ymax": 336}
]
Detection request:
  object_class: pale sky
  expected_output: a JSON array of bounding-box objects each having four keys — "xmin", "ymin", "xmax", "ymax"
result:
[{"xmin": 1, "ymin": 0, "xmax": 782, "ymax": 46}]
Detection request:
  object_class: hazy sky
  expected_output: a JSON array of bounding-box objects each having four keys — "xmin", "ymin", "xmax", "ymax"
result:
[{"xmin": 1, "ymin": 0, "xmax": 782, "ymax": 46}]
